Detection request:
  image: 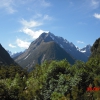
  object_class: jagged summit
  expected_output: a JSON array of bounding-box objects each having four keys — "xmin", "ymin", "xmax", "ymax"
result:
[
  {"xmin": 15, "ymin": 41, "xmax": 75, "ymax": 71},
  {"xmin": 79, "ymin": 44, "xmax": 91, "ymax": 57},
  {"xmin": 15, "ymin": 32, "xmax": 77, "ymax": 71},
  {"xmin": 14, "ymin": 32, "xmax": 92, "ymax": 71}
]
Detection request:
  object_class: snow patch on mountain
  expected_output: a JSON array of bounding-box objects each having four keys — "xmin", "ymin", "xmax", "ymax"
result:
[
  {"xmin": 24, "ymin": 53, "xmax": 31, "ymax": 60},
  {"xmin": 64, "ymin": 39, "xmax": 68, "ymax": 43},
  {"xmin": 80, "ymin": 50, "xmax": 86, "ymax": 53},
  {"xmin": 41, "ymin": 54, "xmax": 46, "ymax": 62},
  {"xmin": 70, "ymin": 42, "xmax": 74, "ymax": 47},
  {"xmin": 50, "ymin": 35, "xmax": 54, "ymax": 40},
  {"xmin": 76, "ymin": 48, "xmax": 86, "ymax": 53},
  {"xmin": 60, "ymin": 44, "xmax": 64, "ymax": 48}
]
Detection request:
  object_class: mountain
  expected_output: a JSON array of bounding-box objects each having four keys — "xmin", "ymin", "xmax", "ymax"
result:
[
  {"xmin": 7, "ymin": 50, "xmax": 24, "ymax": 58},
  {"xmin": 86, "ymin": 38, "xmax": 100, "ymax": 67},
  {"xmin": 34, "ymin": 32, "xmax": 91, "ymax": 61},
  {"xmin": 90, "ymin": 38, "xmax": 100, "ymax": 58},
  {"xmin": 0, "ymin": 44, "xmax": 17, "ymax": 65},
  {"xmin": 11, "ymin": 52, "xmax": 24, "ymax": 59},
  {"xmin": 15, "ymin": 32, "xmax": 92, "ymax": 70},
  {"xmin": 78, "ymin": 45, "xmax": 91, "ymax": 58},
  {"xmin": 7, "ymin": 50, "xmax": 13, "ymax": 56},
  {"xmin": 39, "ymin": 32, "xmax": 91, "ymax": 61},
  {"xmin": 15, "ymin": 38, "xmax": 75, "ymax": 71}
]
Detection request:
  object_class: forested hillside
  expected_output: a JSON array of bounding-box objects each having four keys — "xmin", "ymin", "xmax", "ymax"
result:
[
  {"xmin": 0, "ymin": 44, "xmax": 17, "ymax": 66},
  {"xmin": 0, "ymin": 38, "xmax": 100, "ymax": 100}
]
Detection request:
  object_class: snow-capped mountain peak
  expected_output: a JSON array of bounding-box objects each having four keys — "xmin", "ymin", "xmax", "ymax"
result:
[
  {"xmin": 15, "ymin": 32, "xmax": 91, "ymax": 64},
  {"xmin": 49, "ymin": 33, "xmax": 55, "ymax": 40},
  {"xmin": 80, "ymin": 50, "xmax": 86, "ymax": 53},
  {"xmin": 78, "ymin": 45, "xmax": 91, "ymax": 57},
  {"xmin": 64, "ymin": 39, "xmax": 69, "ymax": 43},
  {"xmin": 40, "ymin": 32, "xmax": 91, "ymax": 61}
]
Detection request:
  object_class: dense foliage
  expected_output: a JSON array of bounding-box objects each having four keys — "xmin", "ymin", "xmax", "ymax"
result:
[
  {"xmin": 0, "ymin": 58, "xmax": 100, "ymax": 100},
  {"xmin": 90, "ymin": 38, "xmax": 100, "ymax": 58}
]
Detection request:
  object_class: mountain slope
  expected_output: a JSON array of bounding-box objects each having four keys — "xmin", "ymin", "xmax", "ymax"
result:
[
  {"xmin": 90, "ymin": 38, "xmax": 100, "ymax": 58},
  {"xmin": 11, "ymin": 51, "xmax": 24, "ymax": 59},
  {"xmin": 86, "ymin": 38, "xmax": 100, "ymax": 69},
  {"xmin": 7, "ymin": 50, "xmax": 12, "ymax": 56},
  {"xmin": 15, "ymin": 41, "xmax": 75, "ymax": 71},
  {"xmin": 78, "ymin": 45, "xmax": 91, "ymax": 58},
  {"xmin": 7, "ymin": 50, "xmax": 24, "ymax": 58},
  {"xmin": 0, "ymin": 44, "xmax": 17, "ymax": 65},
  {"xmin": 33, "ymin": 32, "xmax": 90, "ymax": 62}
]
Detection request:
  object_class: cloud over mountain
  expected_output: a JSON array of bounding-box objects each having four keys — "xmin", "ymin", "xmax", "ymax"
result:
[
  {"xmin": 77, "ymin": 41, "xmax": 84, "ymax": 44},
  {"xmin": 9, "ymin": 44, "xmax": 16, "ymax": 48},
  {"xmin": 16, "ymin": 38, "xmax": 30, "ymax": 49}
]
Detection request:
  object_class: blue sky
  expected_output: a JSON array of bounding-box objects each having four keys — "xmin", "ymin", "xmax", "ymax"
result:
[{"xmin": 0, "ymin": 0, "xmax": 100, "ymax": 53}]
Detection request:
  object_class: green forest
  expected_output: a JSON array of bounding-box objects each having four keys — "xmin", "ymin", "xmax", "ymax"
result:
[{"xmin": 0, "ymin": 38, "xmax": 100, "ymax": 100}]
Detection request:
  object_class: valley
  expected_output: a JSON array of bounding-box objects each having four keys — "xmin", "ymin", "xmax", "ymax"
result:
[{"xmin": 0, "ymin": 35, "xmax": 100, "ymax": 100}]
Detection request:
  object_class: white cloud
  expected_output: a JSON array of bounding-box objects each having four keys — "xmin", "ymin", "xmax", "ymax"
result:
[
  {"xmin": 77, "ymin": 41, "xmax": 84, "ymax": 44},
  {"xmin": 91, "ymin": 0, "xmax": 100, "ymax": 9},
  {"xmin": 33, "ymin": 14, "xmax": 53, "ymax": 21},
  {"xmin": 16, "ymin": 38, "xmax": 30, "ymax": 49},
  {"xmin": 40, "ymin": 0, "xmax": 51, "ymax": 7},
  {"xmin": 20, "ymin": 18, "xmax": 49, "ymax": 39},
  {"xmin": 20, "ymin": 19, "xmax": 42, "ymax": 28},
  {"xmin": 0, "ymin": 0, "xmax": 51, "ymax": 14},
  {"xmin": 0, "ymin": 0, "xmax": 16, "ymax": 14},
  {"xmin": 9, "ymin": 44, "xmax": 16, "ymax": 48},
  {"xmin": 93, "ymin": 13, "xmax": 100, "ymax": 19},
  {"xmin": 21, "ymin": 28, "xmax": 49, "ymax": 39},
  {"xmin": 19, "ymin": 14, "xmax": 51, "ymax": 40},
  {"xmin": 43, "ymin": 15, "xmax": 52, "ymax": 20}
]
